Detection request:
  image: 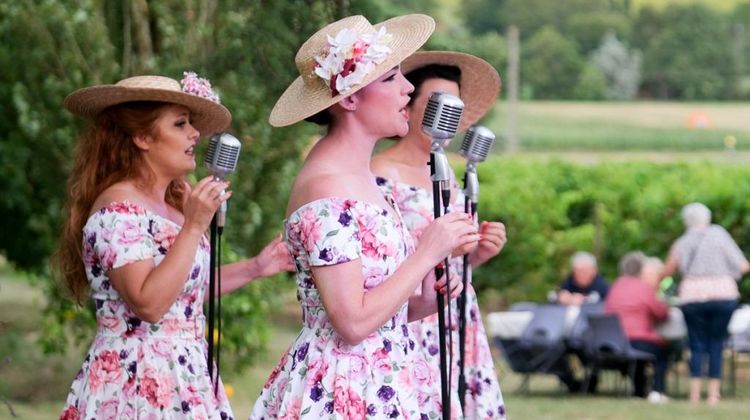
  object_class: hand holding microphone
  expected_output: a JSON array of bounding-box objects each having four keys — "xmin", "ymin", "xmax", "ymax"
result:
[
  {"xmin": 181, "ymin": 177, "xmax": 232, "ymax": 235},
  {"xmin": 203, "ymin": 132, "xmax": 241, "ymax": 230}
]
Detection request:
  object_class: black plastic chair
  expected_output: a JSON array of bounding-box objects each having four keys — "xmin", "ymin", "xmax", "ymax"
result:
[
  {"xmin": 567, "ymin": 302, "xmax": 605, "ymax": 352},
  {"xmin": 494, "ymin": 305, "xmax": 569, "ymax": 393},
  {"xmin": 582, "ymin": 313, "xmax": 654, "ymax": 396}
]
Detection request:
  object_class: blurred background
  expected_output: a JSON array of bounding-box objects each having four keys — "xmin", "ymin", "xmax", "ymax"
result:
[{"xmin": 1, "ymin": 0, "xmax": 750, "ymax": 418}]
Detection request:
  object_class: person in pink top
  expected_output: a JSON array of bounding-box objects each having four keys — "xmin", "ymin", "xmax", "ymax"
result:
[{"xmin": 605, "ymin": 252, "xmax": 670, "ymax": 402}]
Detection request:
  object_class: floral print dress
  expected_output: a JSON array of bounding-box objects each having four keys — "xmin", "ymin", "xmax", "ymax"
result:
[
  {"xmin": 60, "ymin": 201, "xmax": 233, "ymax": 420},
  {"xmin": 250, "ymin": 197, "xmax": 453, "ymax": 420},
  {"xmin": 377, "ymin": 177, "xmax": 507, "ymax": 420}
]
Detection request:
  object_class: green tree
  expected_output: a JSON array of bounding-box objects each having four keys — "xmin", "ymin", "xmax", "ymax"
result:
[
  {"xmin": 521, "ymin": 26, "xmax": 585, "ymax": 99},
  {"xmin": 640, "ymin": 4, "xmax": 734, "ymax": 99},
  {"xmin": 574, "ymin": 63, "xmax": 608, "ymax": 100},
  {"xmin": 567, "ymin": 11, "xmax": 632, "ymax": 53}
]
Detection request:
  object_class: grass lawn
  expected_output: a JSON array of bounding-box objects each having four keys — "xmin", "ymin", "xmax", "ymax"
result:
[
  {"xmin": 483, "ymin": 101, "xmax": 750, "ymax": 151},
  {"xmin": 3, "ymin": 267, "xmax": 750, "ymax": 420}
]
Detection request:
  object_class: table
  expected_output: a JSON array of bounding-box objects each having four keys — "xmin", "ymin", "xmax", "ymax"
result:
[{"xmin": 486, "ymin": 304, "xmax": 750, "ymax": 341}]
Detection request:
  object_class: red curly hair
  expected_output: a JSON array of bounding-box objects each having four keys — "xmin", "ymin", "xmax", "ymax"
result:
[{"xmin": 54, "ymin": 101, "xmax": 187, "ymax": 304}]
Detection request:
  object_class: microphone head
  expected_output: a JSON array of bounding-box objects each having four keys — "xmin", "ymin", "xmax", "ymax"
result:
[
  {"xmin": 204, "ymin": 132, "xmax": 241, "ymax": 179},
  {"xmin": 421, "ymin": 92, "xmax": 464, "ymax": 144},
  {"xmin": 459, "ymin": 125, "xmax": 496, "ymax": 164}
]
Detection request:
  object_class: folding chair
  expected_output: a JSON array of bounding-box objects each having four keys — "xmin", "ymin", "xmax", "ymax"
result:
[
  {"xmin": 494, "ymin": 305, "xmax": 569, "ymax": 393},
  {"xmin": 582, "ymin": 313, "xmax": 654, "ymax": 396}
]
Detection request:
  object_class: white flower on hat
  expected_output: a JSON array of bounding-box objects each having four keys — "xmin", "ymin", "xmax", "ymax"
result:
[{"xmin": 313, "ymin": 26, "xmax": 393, "ymax": 97}]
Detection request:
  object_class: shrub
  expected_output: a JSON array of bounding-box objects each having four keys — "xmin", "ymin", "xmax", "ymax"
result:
[{"xmin": 460, "ymin": 158, "xmax": 750, "ymax": 305}]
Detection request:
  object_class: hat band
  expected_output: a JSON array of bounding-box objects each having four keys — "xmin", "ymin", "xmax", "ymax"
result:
[{"xmin": 312, "ymin": 26, "xmax": 393, "ymax": 97}]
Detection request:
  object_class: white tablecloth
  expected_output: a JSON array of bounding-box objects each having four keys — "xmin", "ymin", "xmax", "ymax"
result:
[{"xmin": 487, "ymin": 304, "xmax": 750, "ymax": 341}]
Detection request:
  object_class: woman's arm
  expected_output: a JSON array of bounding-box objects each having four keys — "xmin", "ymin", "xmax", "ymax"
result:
[
  {"xmin": 661, "ymin": 244, "xmax": 679, "ymax": 279},
  {"xmin": 213, "ymin": 234, "xmax": 295, "ymax": 296},
  {"xmin": 314, "ymin": 212, "xmax": 478, "ymax": 346},
  {"xmin": 110, "ymin": 177, "xmax": 229, "ymax": 323}
]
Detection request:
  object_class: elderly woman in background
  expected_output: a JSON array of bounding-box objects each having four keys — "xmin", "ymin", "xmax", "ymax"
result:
[
  {"xmin": 606, "ymin": 253, "xmax": 670, "ymax": 402},
  {"xmin": 662, "ymin": 202, "xmax": 750, "ymax": 405}
]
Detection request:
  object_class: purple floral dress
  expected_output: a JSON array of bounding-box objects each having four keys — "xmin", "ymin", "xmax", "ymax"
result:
[
  {"xmin": 60, "ymin": 201, "xmax": 233, "ymax": 420},
  {"xmin": 377, "ymin": 177, "xmax": 507, "ymax": 420},
  {"xmin": 250, "ymin": 197, "xmax": 453, "ymax": 420}
]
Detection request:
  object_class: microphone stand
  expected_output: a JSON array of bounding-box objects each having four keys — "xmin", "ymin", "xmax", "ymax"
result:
[
  {"xmin": 207, "ymin": 201, "xmax": 226, "ymax": 396},
  {"xmin": 430, "ymin": 144, "xmax": 451, "ymax": 420},
  {"xmin": 458, "ymin": 163, "xmax": 478, "ymax": 410},
  {"xmin": 207, "ymin": 216, "xmax": 218, "ymax": 395}
]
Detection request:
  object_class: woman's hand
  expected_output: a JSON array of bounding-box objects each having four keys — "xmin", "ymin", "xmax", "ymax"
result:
[
  {"xmin": 470, "ymin": 221, "xmax": 507, "ymax": 268},
  {"xmin": 416, "ymin": 212, "xmax": 479, "ymax": 267},
  {"xmin": 408, "ymin": 269, "xmax": 463, "ymax": 321},
  {"xmin": 423, "ymin": 268, "xmax": 463, "ymax": 301},
  {"xmin": 251, "ymin": 234, "xmax": 295, "ymax": 278},
  {"xmin": 181, "ymin": 176, "xmax": 231, "ymax": 235}
]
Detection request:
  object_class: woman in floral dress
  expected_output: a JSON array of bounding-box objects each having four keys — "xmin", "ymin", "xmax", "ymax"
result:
[
  {"xmin": 251, "ymin": 15, "xmax": 479, "ymax": 419},
  {"xmin": 372, "ymin": 52, "xmax": 508, "ymax": 419},
  {"xmin": 56, "ymin": 73, "xmax": 293, "ymax": 419}
]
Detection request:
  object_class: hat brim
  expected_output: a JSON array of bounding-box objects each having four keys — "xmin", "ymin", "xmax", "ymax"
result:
[
  {"xmin": 64, "ymin": 86, "xmax": 232, "ymax": 136},
  {"xmin": 402, "ymin": 51, "xmax": 501, "ymax": 131},
  {"xmin": 269, "ymin": 14, "xmax": 436, "ymax": 127}
]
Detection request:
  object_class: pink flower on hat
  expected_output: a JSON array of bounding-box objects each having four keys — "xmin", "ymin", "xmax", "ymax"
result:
[
  {"xmin": 314, "ymin": 27, "xmax": 392, "ymax": 97},
  {"xmin": 180, "ymin": 71, "xmax": 220, "ymax": 103}
]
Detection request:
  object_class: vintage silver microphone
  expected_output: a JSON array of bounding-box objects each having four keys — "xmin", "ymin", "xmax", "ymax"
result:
[
  {"xmin": 203, "ymin": 132, "xmax": 241, "ymax": 228},
  {"xmin": 459, "ymin": 125, "xmax": 496, "ymax": 206},
  {"xmin": 421, "ymin": 91, "xmax": 464, "ymax": 420},
  {"xmin": 422, "ymin": 91, "xmax": 464, "ymax": 202},
  {"xmin": 457, "ymin": 125, "xmax": 496, "ymax": 409},
  {"xmin": 202, "ymin": 132, "xmax": 240, "ymax": 395}
]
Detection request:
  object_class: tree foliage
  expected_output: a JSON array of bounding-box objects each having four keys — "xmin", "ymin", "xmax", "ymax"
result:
[
  {"xmin": 521, "ymin": 26, "xmax": 585, "ymax": 99},
  {"xmin": 464, "ymin": 0, "xmax": 747, "ymax": 100},
  {"xmin": 641, "ymin": 4, "xmax": 734, "ymax": 99}
]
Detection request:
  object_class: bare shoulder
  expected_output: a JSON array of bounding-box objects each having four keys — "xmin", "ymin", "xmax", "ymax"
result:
[
  {"xmin": 287, "ymin": 171, "xmax": 383, "ymax": 216},
  {"xmin": 90, "ymin": 182, "xmax": 146, "ymax": 216},
  {"xmin": 288, "ymin": 172, "xmax": 352, "ymax": 214}
]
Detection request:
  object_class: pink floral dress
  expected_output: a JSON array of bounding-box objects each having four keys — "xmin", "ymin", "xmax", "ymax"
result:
[
  {"xmin": 377, "ymin": 177, "xmax": 506, "ymax": 420},
  {"xmin": 250, "ymin": 197, "xmax": 449, "ymax": 420},
  {"xmin": 60, "ymin": 201, "xmax": 233, "ymax": 420}
]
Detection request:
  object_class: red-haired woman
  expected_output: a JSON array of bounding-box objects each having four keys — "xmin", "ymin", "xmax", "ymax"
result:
[{"xmin": 56, "ymin": 73, "xmax": 293, "ymax": 419}]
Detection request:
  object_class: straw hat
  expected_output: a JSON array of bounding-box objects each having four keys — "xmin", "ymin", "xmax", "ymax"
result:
[
  {"xmin": 402, "ymin": 51, "xmax": 501, "ymax": 131},
  {"xmin": 64, "ymin": 73, "xmax": 231, "ymax": 135},
  {"xmin": 269, "ymin": 14, "xmax": 435, "ymax": 127}
]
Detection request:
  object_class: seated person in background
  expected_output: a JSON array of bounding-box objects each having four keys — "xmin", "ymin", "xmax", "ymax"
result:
[
  {"xmin": 606, "ymin": 252, "xmax": 670, "ymax": 403},
  {"xmin": 557, "ymin": 251, "xmax": 609, "ymax": 305}
]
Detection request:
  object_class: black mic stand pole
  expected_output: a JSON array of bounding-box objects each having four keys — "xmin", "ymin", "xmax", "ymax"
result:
[
  {"xmin": 207, "ymin": 215, "xmax": 218, "ymax": 395},
  {"xmin": 458, "ymin": 164, "xmax": 478, "ymax": 410},
  {"xmin": 430, "ymin": 147, "xmax": 451, "ymax": 420}
]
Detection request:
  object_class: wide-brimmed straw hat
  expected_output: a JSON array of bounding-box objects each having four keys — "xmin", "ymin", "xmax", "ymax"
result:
[
  {"xmin": 269, "ymin": 14, "xmax": 435, "ymax": 127},
  {"xmin": 64, "ymin": 73, "xmax": 231, "ymax": 135},
  {"xmin": 402, "ymin": 51, "xmax": 501, "ymax": 131}
]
